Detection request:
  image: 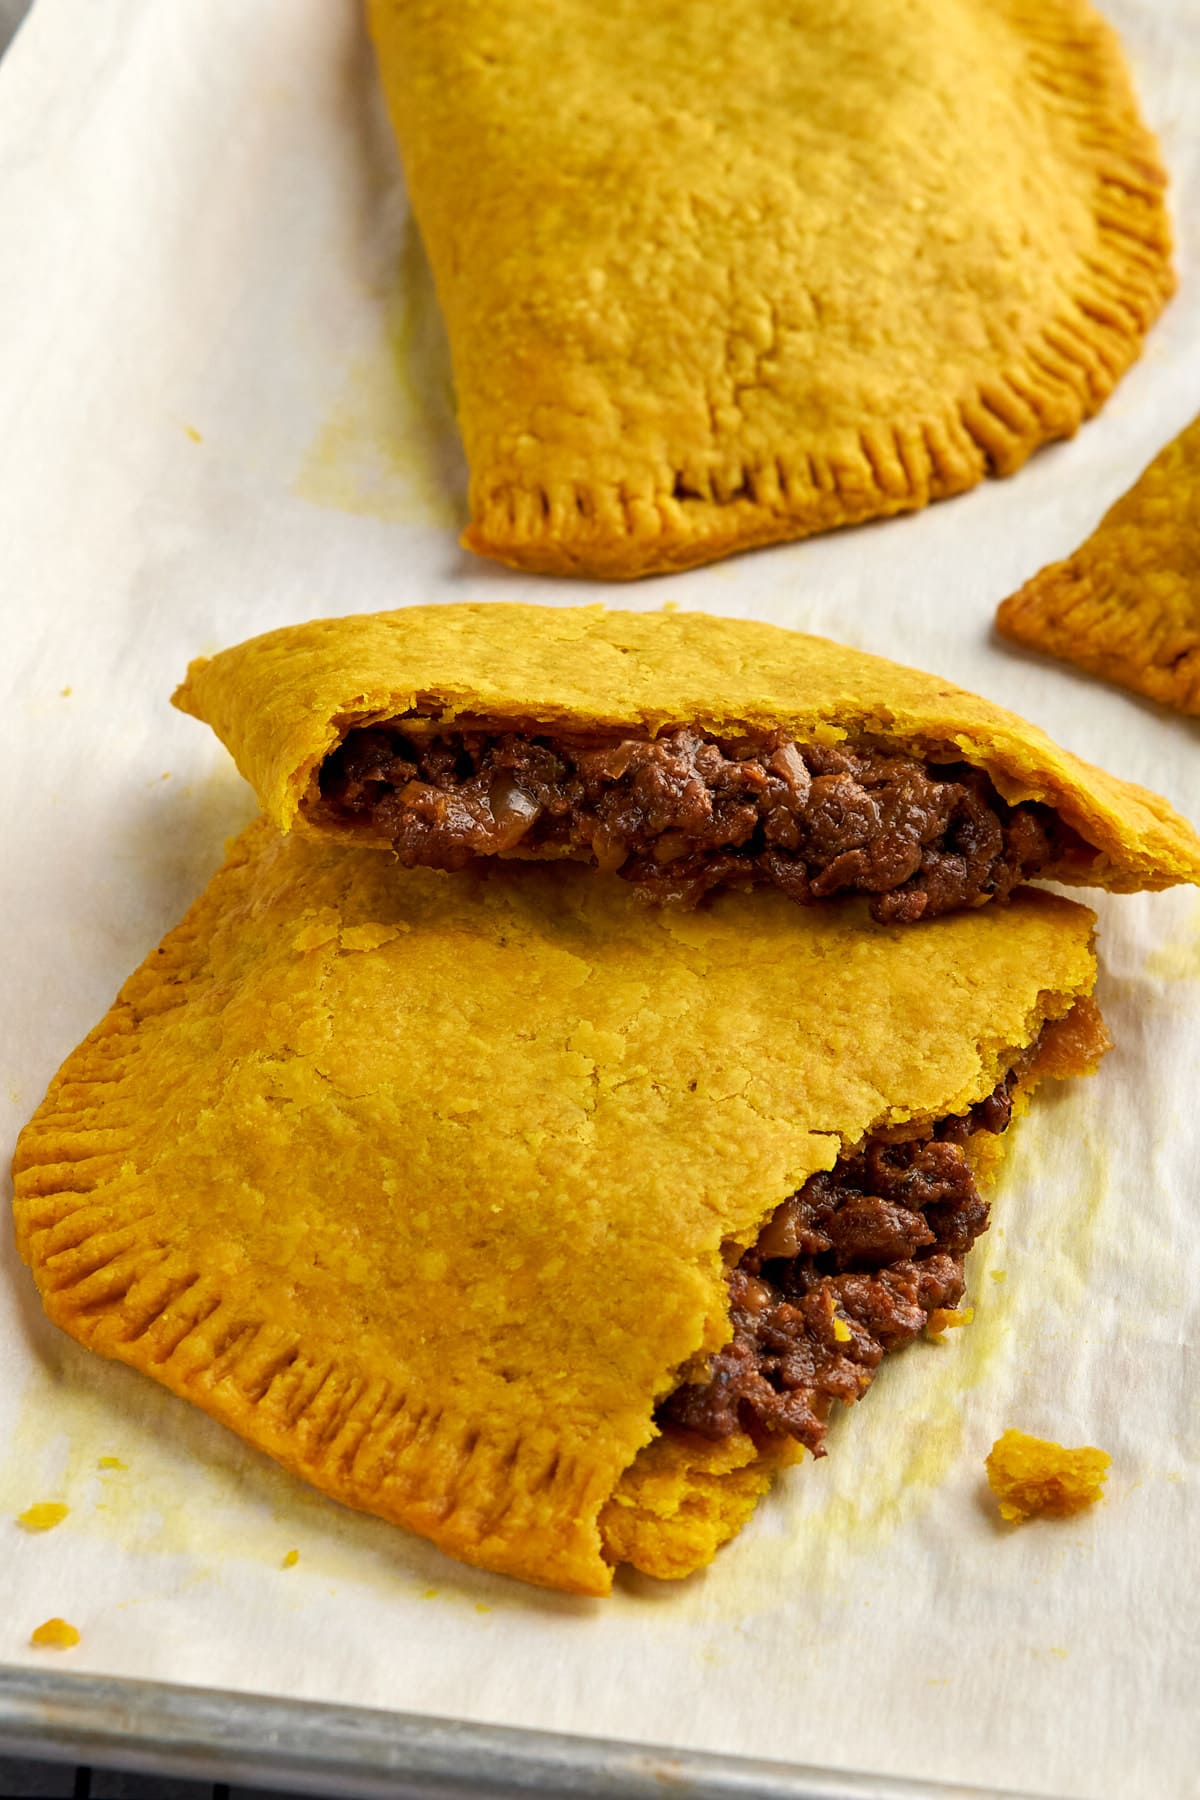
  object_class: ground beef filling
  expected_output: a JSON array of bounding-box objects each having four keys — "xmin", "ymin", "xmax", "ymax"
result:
[
  {"xmin": 319, "ymin": 724, "xmax": 1072, "ymax": 922},
  {"xmin": 659, "ymin": 1075, "xmax": 1018, "ymax": 1456}
]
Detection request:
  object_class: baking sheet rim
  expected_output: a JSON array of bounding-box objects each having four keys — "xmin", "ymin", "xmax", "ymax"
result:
[{"xmin": 0, "ymin": 1664, "xmax": 1069, "ymax": 1800}]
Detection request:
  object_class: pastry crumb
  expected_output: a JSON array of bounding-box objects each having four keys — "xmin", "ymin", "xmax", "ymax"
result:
[
  {"xmin": 986, "ymin": 1429, "xmax": 1110, "ymax": 1522},
  {"xmin": 30, "ymin": 1618, "xmax": 80, "ymax": 1649},
  {"xmin": 97, "ymin": 1456, "xmax": 126, "ymax": 1471},
  {"xmin": 281, "ymin": 1548, "xmax": 299, "ymax": 1569},
  {"xmin": 17, "ymin": 1502, "xmax": 69, "ymax": 1532},
  {"xmin": 60, "ymin": 686, "xmax": 72, "ymax": 698},
  {"xmin": 927, "ymin": 1306, "xmax": 973, "ymax": 1339}
]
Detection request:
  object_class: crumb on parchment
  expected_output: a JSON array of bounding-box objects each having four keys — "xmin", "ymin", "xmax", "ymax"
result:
[
  {"xmin": 986, "ymin": 1429, "xmax": 1111, "ymax": 1522},
  {"xmin": 17, "ymin": 1503, "xmax": 69, "ymax": 1532},
  {"xmin": 926, "ymin": 1306, "xmax": 973, "ymax": 1339},
  {"xmin": 282, "ymin": 1549, "xmax": 299, "ymax": 1569},
  {"xmin": 30, "ymin": 1618, "xmax": 80, "ymax": 1650}
]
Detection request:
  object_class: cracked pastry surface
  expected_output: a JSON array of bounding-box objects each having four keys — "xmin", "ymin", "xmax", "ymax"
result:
[
  {"xmin": 365, "ymin": 0, "xmax": 1172, "ymax": 578},
  {"xmin": 15, "ymin": 822, "xmax": 1104, "ymax": 1592},
  {"xmin": 173, "ymin": 604, "xmax": 1200, "ymax": 903},
  {"xmin": 997, "ymin": 412, "xmax": 1200, "ymax": 715}
]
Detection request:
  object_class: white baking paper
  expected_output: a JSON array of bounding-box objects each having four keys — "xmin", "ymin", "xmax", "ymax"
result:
[{"xmin": 1, "ymin": 2, "xmax": 1198, "ymax": 1794}]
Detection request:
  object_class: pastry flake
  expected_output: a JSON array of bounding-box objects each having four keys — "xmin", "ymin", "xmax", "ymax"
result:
[
  {"xmin": 365, "ymin": 0, "xmax": 1172, "ymax": 578},
  {"xmin": 30, "ymin": 1619, "xmax": 81, "ymax": 1650},
  {"xmin": 173, "ymin": 604, "xmax": 1200, "ymax": 911},
  {"xmin": 15, "ymin": 822, "xmax": 1105, "ymax": 1592},
  {"xmin": 17, "ymin": 1503, "xmax": 69, "ymax": 1532},
  {"xmin": 985, "ymin": 1428, "xmax": 1111, "ymax": 1521},
  {"xmin": 997, "ymin": 413, "xmax": 1200, "ymax": 714}
]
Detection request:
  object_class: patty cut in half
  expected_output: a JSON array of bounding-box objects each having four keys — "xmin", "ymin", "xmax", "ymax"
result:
[
  {"xmin": 174, "ymin": 604, "xmax": 1200, "ymax": 922},
  {"xmin": 15, "ymin": 823, "xmax": 1107, "ymax": 1593}
]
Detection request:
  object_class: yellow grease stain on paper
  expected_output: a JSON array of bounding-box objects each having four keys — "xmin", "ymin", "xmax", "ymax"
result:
[
  {"xmin": 3, "ymin": 1355, "xmax": 314, "ymax": 1569},
  {"xmin": 294, "ymin": 217, "xmax": 466, "ymax": 528},
  {"xmin": 1, "ymin": 1347, "xmax": 519, "ymax": 1617},
  {"xmin": 1144, "ymin": 897, "xmax": 1200, "ymax": 983}
]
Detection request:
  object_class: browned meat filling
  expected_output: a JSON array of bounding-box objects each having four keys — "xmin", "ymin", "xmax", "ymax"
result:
[
  {"xmin": 319, "ymin": 724, "xmax": 1077, "ymax": 922},
  {"xmin": 659, "ymin": 1075, "xmax": 1017, "ymax": 1456}
]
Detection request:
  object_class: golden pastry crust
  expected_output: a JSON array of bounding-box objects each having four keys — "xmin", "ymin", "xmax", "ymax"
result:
[
  {"xmin": 173, "ymin": 603, "xmax": 1200, "ymax": 894},
  {"xmin": 14, "ymin": 823, "xmax": 1099, "ymax": 1593},
  {"xmin": 997, "ymin": 413, "xmax": 1200, "ymax": 714},
  {"xmin": 365, "ymin": 0, "xmax": 1173, "ymax": 579},
  {"xmin": 985, "ymin": 1428, "xmax": 1111, "ymax": 1521},
  {"xmin": 29, "ymin": 1620, "xmax": 81, "ymax": 1651}
]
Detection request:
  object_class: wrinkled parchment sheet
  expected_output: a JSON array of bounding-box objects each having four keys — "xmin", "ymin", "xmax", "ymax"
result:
[{"xmin": 1, "ymin": 3, "xmax": 1198, "ymax": 1794}]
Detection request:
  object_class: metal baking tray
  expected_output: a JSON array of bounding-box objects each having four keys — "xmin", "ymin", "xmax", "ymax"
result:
[{"xmin": 0, "ymin": 1666, "xmax": 1056, "ymax": 1800}]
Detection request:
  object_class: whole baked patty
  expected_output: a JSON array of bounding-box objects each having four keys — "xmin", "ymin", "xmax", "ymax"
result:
[{"xmin": 366, "ymin": 0, "xmax": 1173, "ymax": 578}]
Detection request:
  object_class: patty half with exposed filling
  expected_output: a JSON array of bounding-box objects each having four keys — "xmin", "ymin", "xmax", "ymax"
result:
[
  {"xmin": 320, "ymin": 725, "xmax": 1080, "ymax": 923},
  {"xmin": 15, "ymin": 814, "xmax": 1112, "ymax": 1595},
  {"xmin": 172, "ymin": 603, "xmax": 1200, "ymax": 915},
  {"xmin": 660, "ymin": 1058, "xmax": 1030, "ymax": 1454}
]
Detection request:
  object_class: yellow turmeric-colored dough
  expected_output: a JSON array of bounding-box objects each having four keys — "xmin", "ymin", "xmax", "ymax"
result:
[
  {"xmin": 29, "ymin": 1619, "xmax": 81, "ymax": 1650},
  {"xmin": 985, "ymin": 1428, "xmax": 1111, "ymax": 1521},
  {"xmin": 365, "ymin": 0, "xmax": 1172, "ymax": 578},
  {"xmin": 173, "ymin": 603, "xmax": 1200, "ymax": 895},
  {"xmin": 16, "ymin": 1502, "xmax": 69, "ymax": 1532},
  {"xmin": 15, "ymin": 821, "xmax": 1102, "ymax": 1593},
  {"xmin": 997, "ymin": 413, "xmax": 1200, "ymax": 715}
]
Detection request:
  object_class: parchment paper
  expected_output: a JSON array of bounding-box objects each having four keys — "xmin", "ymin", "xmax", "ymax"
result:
[{"xmin": 2, "ymin": 3, "xmax": 1198, "ymax": 1794}]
